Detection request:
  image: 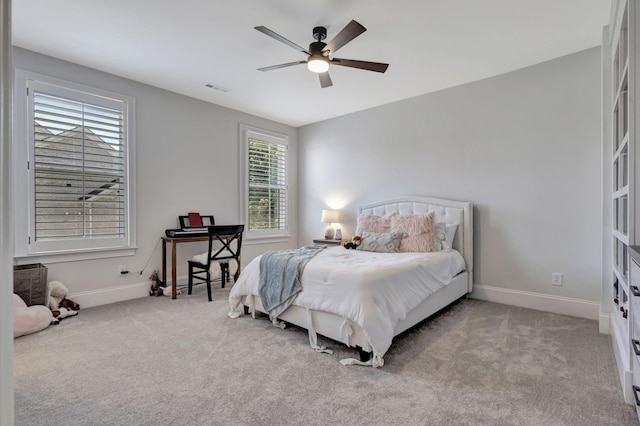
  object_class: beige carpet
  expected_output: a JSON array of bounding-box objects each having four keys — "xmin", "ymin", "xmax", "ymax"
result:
[{"xmin": 14, "ymin": 286, "xmax": 638, "ymax": 425}]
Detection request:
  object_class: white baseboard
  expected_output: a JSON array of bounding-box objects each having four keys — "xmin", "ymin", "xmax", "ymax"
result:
[
  {"xmin": 600, "ymin": 312, "xmax": 612, "ymax": 334},
  {"xmin": 70, "ymin": 275, "xmax": 191, "ymax": 309},
  {"xmin": 71, "ymin": 280, "xmax": 151, "ymax": 309},
  {"xmin": 68, "ymin": 273, "xmax": 210, "ymax": 309},
  {"xmin": 470, "ymin": 284, "xmax": 601, "ymax": 321}
]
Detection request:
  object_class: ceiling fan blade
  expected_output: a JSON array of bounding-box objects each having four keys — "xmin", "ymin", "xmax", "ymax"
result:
[
  {"xmin": 322, "ymin": 20, "xmax": 366, "ymax": 55},
  {"xmin": 318, "ymin": 72, "xmax": 333, "ymax": 88},
  {"xmin": 331, "ymin": 58, "xmax": 389, "ymax": 73},
  {"xmin": 255, "ymin": 26, "xmax": 310, "ymax": 55},
  {"xmin": 257, "ymin": 61, "xmax": 306, "ymax": 72}
]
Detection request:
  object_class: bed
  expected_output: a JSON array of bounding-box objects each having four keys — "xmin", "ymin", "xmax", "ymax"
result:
[{"xmin": 228, "ymin": 196, "xmax": 473, "ymax": 367}]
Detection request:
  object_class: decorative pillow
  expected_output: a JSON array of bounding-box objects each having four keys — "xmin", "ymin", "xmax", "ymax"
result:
[
  {"xmin": 434, "ymin": 223, "xmax": 458, "ymax": 251},
  {"xmin": 191, "ymin": 251, "xmax": 237, "ymax": 276},
  {"xmin": 358, "ymin": 231, "xmax": 403, "ymax": 253},
  {"xmin": 13, "ymin": 293, "xmax": 53, "ymax": 338},
  {"xmin": 445, "ymin": 224, "xmax": 458, "ymax": 248},
  {"xmin": 354, "ymin": 212, "xmax": 397, "ymax": 236},
  {"xmin": 390, "ymin": 212, "xmax": 436, "ymax": 252}
]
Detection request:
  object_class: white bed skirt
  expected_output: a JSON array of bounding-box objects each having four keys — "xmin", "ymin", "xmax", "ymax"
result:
[{"xmin": 243, "ymin": 271, "xmax": 468, "ymax": 354}]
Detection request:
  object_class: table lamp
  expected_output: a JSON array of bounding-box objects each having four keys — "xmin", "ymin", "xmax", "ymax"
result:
[{"xmin": 321, "ymin": 209, "xmax": 340, "ymax": 240}]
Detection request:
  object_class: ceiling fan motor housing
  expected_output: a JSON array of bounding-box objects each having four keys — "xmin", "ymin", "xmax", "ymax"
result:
[
  {"xmin": 312, "ymin": 26, "xmax": 327, "ymax": 41},
  {"xmin": 309, "ymin": 41, "xmax": 327, "ymax": 54},
  {"xmin": 311, "ymin": 26, "xmax": 328, "ymax": 54}
]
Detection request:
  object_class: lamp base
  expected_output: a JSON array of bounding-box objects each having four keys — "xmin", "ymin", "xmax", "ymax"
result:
[{"xmin": 324, "ymin": 226, "xmax": 335, "ymax": 240}]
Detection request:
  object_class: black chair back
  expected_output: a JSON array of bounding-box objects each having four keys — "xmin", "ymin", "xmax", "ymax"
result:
[{"xmin": 205, "ymin": 224, "xmax": 244, "ymax": 267}]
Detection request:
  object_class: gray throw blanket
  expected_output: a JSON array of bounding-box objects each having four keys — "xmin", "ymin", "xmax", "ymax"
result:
[{"xmin": 258, "ymin": 245, "xmax": 325, "ymax": 321}]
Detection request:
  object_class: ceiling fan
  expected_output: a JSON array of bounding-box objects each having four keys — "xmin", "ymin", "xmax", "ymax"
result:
[{"xmin": 254, "ymin": 20, "xmax": 389, "ymax": 88}]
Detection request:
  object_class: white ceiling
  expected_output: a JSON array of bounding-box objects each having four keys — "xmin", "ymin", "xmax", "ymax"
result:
[{"xmin": 12, "ymin": 0, "xmax": 611, "ymax": 127}]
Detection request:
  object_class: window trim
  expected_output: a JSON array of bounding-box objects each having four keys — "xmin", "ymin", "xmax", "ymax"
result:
[
  {"xmin": 239, "ymin": 124, "xmax": 290, "ymax": 242},
  {"xmin": 13, "ymin": 70, "xmax": 136, "ymax": 261}
]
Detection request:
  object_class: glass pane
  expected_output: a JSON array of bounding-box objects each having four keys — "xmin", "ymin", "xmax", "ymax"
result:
[
  {"xmin": 623, "ymin": 243, "xmax": 629, "ymax": 281},
  {"xmin": 622, "ymin": 144, "xmax": 628, "ymax": 187},
  {"xmin": 248, "ymin": 187, "xmax": 286, "ymax": 230},
  {"xmin": 247, "ymin": 136, "xmax": 287, "ymax": 231},
  {"xmin": 622, "ymin": 195, "xmax": 628, "ymax": 235}
]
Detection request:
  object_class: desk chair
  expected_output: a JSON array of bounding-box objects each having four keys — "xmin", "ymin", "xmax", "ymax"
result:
[{"xmin": 187, "ymin": 224, "xmax": 244, "ymax": 301}]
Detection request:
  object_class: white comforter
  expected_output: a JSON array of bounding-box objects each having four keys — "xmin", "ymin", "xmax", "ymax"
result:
[{"xmin": 228, "ymin": 246, "xmax": 465, "ymax": 364}]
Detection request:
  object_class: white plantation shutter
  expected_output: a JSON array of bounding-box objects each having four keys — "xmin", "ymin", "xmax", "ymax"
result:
[
  {"xmin": 240, "ymin": 124, "xmax": 289, "ymax": 240},
  {"xmin": 14, "ymin": 70, "xmax": 136, "ymax": 258},
  {"xmin": 33, "ymin": 92, "xmax": 125, "ymax": 240},
  {"xmin": 248, "ymin": 137, "xmax": 287, "ymax": 230}
]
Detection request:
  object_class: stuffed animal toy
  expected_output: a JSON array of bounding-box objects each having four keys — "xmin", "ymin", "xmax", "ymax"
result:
[
  {"xmin": 149, "ymin": 271, "xmax": 164, "ymax": 296},
  {"xmin": 51, "ymin": 307, "xmax": 78, "ymax": 323},
  {"xmin": 148, "ymin": 270, "xmax": 180, "ymax": 296},
  {"xmin": 344, "ymin": 235, "xmax": 362, "ymax": 250},
  {"xmin": 162, "ymin": 286, "xmax": 179, "ymax": 297},
  {"xmin": 47, "ymin": 280, "xmax": 80, "ymax": 319},
  {"xmin": 13, "ymin": 293, "xmax": 54, "ymax": 337}
]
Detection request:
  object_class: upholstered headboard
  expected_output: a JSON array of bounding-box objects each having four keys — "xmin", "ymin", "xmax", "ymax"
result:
[{"xmin": 359, "ymin": 196, "xmax": 473, "ymax": 292}]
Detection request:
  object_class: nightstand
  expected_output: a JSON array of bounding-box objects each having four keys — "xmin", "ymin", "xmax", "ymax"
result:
[{"xmin": 313, "ymin": 239, "xmax": 342, "ymax": 246}]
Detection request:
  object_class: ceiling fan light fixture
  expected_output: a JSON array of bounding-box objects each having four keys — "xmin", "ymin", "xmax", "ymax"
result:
[
  {"xmin": 307, "ymin": 55, "xmax": 329, "ymax": 73},
  {"xmin": 255, "ymin": 20, "xmax": 388, "ymax": 87}
]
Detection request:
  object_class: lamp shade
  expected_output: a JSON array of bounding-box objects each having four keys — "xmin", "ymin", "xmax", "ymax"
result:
[{"xmin": 321, "ymin": 209, "xmax": 340, "ymax": 224}]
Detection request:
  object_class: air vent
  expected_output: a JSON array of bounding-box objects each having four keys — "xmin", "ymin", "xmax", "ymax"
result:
[{"xmin": 205, "ymin": 83, "xmax": 229, "ymax": 93}]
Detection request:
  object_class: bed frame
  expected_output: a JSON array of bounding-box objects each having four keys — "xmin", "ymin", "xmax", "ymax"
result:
[{"xmin": 244, "ymin": 196, "xmax": 473, "ymax": 360}]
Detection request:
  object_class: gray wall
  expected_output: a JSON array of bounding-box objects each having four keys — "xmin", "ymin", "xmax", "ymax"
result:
[
  {"xmin": 12, "ymin": 47, "xmax": 298, "ymax": 300},
  {"xmin": 298, "ymin": 47, "xmax": 602, "ymax": 303},
  {"xmin": 12, "ymin": 46, "xmax": 603, "ymax": 307}
]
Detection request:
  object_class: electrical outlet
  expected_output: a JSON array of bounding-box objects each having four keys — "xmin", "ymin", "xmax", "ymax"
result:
[{"xmin": 552, "ymin": 272, "xmax": 563, "ymax": 286}]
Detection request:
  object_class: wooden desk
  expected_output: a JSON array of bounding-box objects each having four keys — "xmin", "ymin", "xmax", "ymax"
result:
[
  {"xmin": 161, "ymin": 234, "xmax": 240, "ymax": 299},
  {"xmin": 162, "ymin": 235, "xmax": 209, "ymax": 299}
]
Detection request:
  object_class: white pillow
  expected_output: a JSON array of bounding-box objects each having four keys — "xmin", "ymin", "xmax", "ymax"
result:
[
  {"xmin": 191, "ymin": 252, "xmax": 209, "ymax": 266},
  {"xmin": 434, "ymin": 223, "xmax": 458, "ymax": 251},
  {"xmin": 191, "ymin": 252, "xmax": 237, "ymax": 276},
  {"xmin": 445, "ymin": 224, "xmax": 457, "ymax": 246}
]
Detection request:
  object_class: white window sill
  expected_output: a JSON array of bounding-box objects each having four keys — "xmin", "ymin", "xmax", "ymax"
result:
[
  {"xmin": 14, "ymin": 247, "xmax": 137, "ymax": 265},
  {"xmin": 244, "ymin": 235, "xmax": 291, "ymax": 245}
]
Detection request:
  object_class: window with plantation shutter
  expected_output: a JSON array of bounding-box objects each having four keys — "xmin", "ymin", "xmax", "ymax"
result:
[
  {"xmin": 241, "ymin": 125, "xmax": 289, "ymax": 240},
  {"xmin": 34, "ymin": 92, "xmax": 125, "ymax": 240},
  {"xmin": 14, "ymin": 70, "xmax": 136, "ymax": 259}
]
